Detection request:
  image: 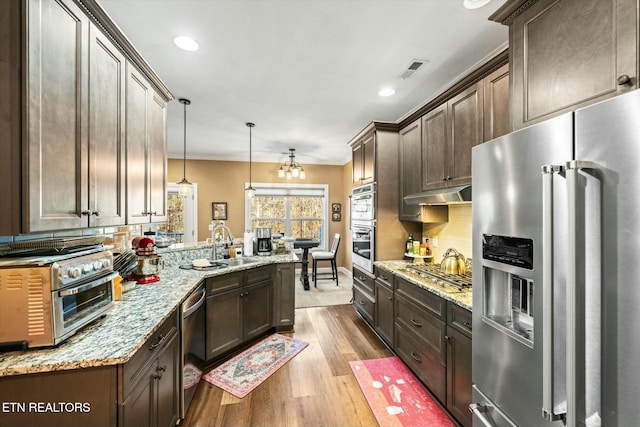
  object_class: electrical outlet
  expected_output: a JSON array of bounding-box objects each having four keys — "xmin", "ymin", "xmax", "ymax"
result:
[
  {"xmin": 208, "ymin": 224, "xmax": 214, "ymax": 231},
  {"xmin": 430, "ymin": 237, "xmax": 438, "ymax": 247}
]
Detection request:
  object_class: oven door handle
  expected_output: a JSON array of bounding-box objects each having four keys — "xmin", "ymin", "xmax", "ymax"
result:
[{"xmin": 58, "ymin": 272, "xmax": 119, "ymax": 297}]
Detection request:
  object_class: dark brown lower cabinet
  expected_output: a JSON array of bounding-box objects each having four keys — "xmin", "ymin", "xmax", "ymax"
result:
[
  {"xmin": 205, "ymin": 266, "xmax": 274, "ymax": 361},
  {"xmin": 394, "ymin": 293, "xmax": 447, "ymax": 403},
  {"xmin": 374, "ymin": 273, "xmax": 394, "ymax": 346},
  {"xmin": 274, "ymin": 263, "xmax": 295, "ymax": 331},
  {"xmin": 121, "ymin": 332, "xmax": 179, "ymax": 427},
  {"xmin": 446, "ymin": 326, "xmax": 472, "ymax": 427}
]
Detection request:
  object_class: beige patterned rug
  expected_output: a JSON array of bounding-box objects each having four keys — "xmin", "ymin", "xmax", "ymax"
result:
[{"xmin": 294, "ymin": 272, "xmax": 353, "ymax": 308}]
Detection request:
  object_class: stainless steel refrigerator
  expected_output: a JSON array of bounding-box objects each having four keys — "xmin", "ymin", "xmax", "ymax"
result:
[{"xmin": 470, "ymin": 89, "xmax": 640, "ymax": 427}]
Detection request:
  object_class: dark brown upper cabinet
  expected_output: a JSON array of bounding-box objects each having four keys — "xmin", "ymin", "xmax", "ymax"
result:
[
  {"xmin": 351, "ymin": 130, "xmax": 375, "ymax": 186},
  {"xmin": 491, "ymin": 0, "xmax": 638, "ymax": 130},
  {"xmin": 422, "ymin": 82, "xmax": 484, "ymax": 191}
]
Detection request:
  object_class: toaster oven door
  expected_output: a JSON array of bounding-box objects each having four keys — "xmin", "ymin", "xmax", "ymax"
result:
[{"xmin": 53, "ymin": 271, "xmax": 118, "ymax": 344}]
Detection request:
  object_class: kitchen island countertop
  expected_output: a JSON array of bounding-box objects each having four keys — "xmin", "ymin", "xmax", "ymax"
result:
[
  {"xmin": 0, "ymin": 253, "xmax": 297, "ymax": 378},
  {"xmin": 374, "ymin": 260, "xmax": 472, "ymax": 311}
]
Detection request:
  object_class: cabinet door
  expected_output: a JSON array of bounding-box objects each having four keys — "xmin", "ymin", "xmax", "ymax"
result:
[
  {"xmin": 122, "ymin": 360, "xmax": 154, "ymax": 427},
  {"xmin": 205, "ymin": 288, "xmax": 243, "ymax": 360},
  {"xmin": 352, "ymin": 141, "xmax": 363, "ymax": 185},
  {"xmin": 88, "ymin": 23, "xmax": 126, "ymax": 227},
  {"xmin": 148, "ymin": 92, "xmax": 167, "ymax": 222},
  {"xmin": 510, "ymin": 0, "xmax": 637, "ymax": 129},
  {"xmin": 374, "ymin": 280, "xmax": 394, "ymax": 345},
  {"xmin": 361, "ymin": 131, "xmax": 375, "ymax": 184},
  {"xmin": 156, "ymin": 333, "xmax": 179, "ymax": 427},
  {"xmin": 244, "ymin": 279, "xmax": 273, "ymax": 341},
  {"xmin": 398, "ymin": 119, "xmax": 422, "ymax": 221},
  {"xmin": 446, "ymin": 327, "xmax": 472, "ymax": 427},
  {"xmin": 126, "ymin": 64, "xmax": 151, "ymax": 224},
  {"xmin": 448, "ymin": 81, "xmax": 483, "ymax": 188},
  {"xmin": 483, "ymin": 64, "xmax": 510, "ymax": 141},
  {"xmin": 421, "ymin": 104, "xmax": 447, "ymax": 191},
  {"xmin": 26, "ymin": 0, "xmax": 88, "ymax": 231},
  {"xmin": 274, "ymin": 263, "xmax": 295, "ymax": 330}
]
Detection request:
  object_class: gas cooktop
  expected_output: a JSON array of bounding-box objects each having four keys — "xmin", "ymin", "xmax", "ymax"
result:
[{"xmin": 405, "ymin": 262, "xmax": 473, "ymax": 290}]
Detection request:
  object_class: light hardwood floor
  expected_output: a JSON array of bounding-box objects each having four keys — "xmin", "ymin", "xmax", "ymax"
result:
[{"xmin": 181, "ymin": 305, "xmax": 393, "ymax": 427}]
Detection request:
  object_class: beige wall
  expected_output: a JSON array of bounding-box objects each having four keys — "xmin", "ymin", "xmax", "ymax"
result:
[
  {"xmin": 422, "ymin": 204, "xmax": 472, "ymax": 262},
  {"xmin": 342, "ymin": 162, "xmax": 353, "ymax": 272},
  {"xmin": 168, "ymin": 159, "xmax": 349, "ymax": 267}
]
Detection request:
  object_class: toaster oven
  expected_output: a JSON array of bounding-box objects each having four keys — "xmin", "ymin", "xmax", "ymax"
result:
[{"xmin": 0, "ymin": 249, "xmax": 116, "ymax": 350}]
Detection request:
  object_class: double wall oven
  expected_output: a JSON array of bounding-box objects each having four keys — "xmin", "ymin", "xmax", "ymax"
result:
[
  {"xmin": 352, "ymin": 183, "xmax": 375, "ymax": 274},
  {"xmin": 0, "ymin": 248, "xmax": 117, "ymax": 350}
]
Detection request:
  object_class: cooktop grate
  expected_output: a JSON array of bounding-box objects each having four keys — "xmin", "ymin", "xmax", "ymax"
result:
[{"xmin": 406, "ymin": 262, "xmax": 473, "ymax": 289}]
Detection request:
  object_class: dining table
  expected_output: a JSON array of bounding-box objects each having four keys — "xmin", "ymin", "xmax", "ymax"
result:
[{"xmin": 294, "ymin": 239, "xmax": 320, "ymax": 290}]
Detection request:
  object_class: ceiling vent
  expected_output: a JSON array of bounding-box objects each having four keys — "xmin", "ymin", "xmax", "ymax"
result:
[{"xmin": 399, "ymin": 59, "xmax": 429, "ymax": 80}]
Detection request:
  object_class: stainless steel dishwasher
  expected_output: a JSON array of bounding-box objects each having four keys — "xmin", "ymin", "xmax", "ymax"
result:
[{"xmin": 180, "ymin": 284, "xmax": 206, "ymax": 419}]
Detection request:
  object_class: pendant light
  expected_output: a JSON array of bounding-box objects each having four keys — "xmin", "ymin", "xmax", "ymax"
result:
[
  {"xmin": 277, "ymin": 148, "xmax": 306, "ymax": 180},
  {"xmin": 177, "ymin": 98, "xmax": 193, "ymax": 196},
  {"xmin": 245, "ymin": 122, "xmax": 256, "ymax": 198}
]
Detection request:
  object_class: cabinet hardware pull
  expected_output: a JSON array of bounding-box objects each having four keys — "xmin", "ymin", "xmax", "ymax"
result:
[
  {"xmin": 410, "ymin": 318, "xmax": 422, "ymax": 327},
  {"xmin": 157, "ymin": 365, "xmax": 166, "ymax": 373},
  {"xmin": 91, "ymin": 210, "xmax": 100, "ymax": 216},
  {"xmin": 141, "ymin": 211, "xmax": 148, "ymax": 216},
  {"xmin": 446, "ymin": 175, "xmax": 451, "ymax": 180},
  {"xmin": 388, "ymin": 296, "xmax": 392, "ymax": 301},
  {"xmin": 148, "ymin": 334, "xmax": 165, "ymax": 350},
  {"xmin": 151, "ymin": 211, "xmax": 157, "ymax": 216},
  {"xmin": 410, "ymin": 351, "xmax": 422, "ymax": 363},
  {"xmin": 462, "ymin": 320, "xmax": 472, "ymax": 329},
  {"xmin": 358, "ymin": 300, "xmax": 366, "ymax": 305},
  {"xmin": 445, "ymin": 335, "xmax": 451, "ymax": 342},
  {"xmin": 617, "ymin": 74, "xmax": 632, "ymax": 86},
  {"xmin": 81, "ymin": 210, "xmax": 91, "ymax": 216}
]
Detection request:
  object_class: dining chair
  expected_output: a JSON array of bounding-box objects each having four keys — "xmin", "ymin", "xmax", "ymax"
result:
[{"xmin": 311, "ymin": 233, "xmax": 341, "ymax": 287}]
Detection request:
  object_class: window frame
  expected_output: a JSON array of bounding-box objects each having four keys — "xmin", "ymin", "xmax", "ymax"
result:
[{"xmin": 244, "ymin": 182, "xmax": 329, "ymax": 251}]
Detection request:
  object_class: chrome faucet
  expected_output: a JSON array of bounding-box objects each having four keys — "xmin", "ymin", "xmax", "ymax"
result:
[{"xmin": 211, "ymin": 221, "xmax": 234, "ymax": 260}]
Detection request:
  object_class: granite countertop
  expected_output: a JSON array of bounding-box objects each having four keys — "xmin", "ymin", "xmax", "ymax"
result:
[
  {"xmin": 374, "ymin": 260, "xmax": 473, "ymax": 311},
  {"xmin": 0, "ymin": 253, "xmax": 297, "ymax": 378}
]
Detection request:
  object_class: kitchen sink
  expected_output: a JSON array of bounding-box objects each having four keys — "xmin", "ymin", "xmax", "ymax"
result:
[{"xmin": 220, "ymin": 258, "xmax": 259, "ymax": 267}]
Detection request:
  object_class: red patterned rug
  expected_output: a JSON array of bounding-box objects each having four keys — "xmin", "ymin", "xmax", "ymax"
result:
[
  {"xmin": 202, "ymin": 333, "xmax": 308, "ymax": 399},
  {"xmin": 350, "ymin": 356, "xmax": 456, "ymax": 427}
]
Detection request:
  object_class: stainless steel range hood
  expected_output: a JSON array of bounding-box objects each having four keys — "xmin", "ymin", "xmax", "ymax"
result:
[{"xmin": 404, "ymin": 185, "xmax": 472, "ymax": 205}]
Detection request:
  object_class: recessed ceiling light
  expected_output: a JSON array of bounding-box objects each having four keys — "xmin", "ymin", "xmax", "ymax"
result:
[
  {"xmin": 463, "ymin": 0, "xmax": 491, "ymax": 9},
  {"xmin": 174, "ymin": 36, "xmax": 199, "ymax": 52},
  {"xmin": 378, "ymin": 87, "xmax": 396, "ymax": 97}
]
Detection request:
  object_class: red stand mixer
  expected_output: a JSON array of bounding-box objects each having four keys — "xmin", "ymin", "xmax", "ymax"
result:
[{"xmin": 130, "ymin": 237, "xmax": 162, "ymax": 284}]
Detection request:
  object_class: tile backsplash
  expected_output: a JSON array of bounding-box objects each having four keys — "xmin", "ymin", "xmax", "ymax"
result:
[{"xmin": 422, "ymin": 204, "xmax": 472, "ymax": 262}]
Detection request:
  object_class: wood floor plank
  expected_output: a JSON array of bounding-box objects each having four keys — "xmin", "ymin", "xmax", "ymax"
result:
[{"xmin": 182, "ymin": 304, "xmax": 393, "ymax": 427}]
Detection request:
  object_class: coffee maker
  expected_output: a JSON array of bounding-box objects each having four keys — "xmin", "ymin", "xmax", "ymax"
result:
[{"xmin": 254, "ymin": 227, "xmax": 272, "ymax": 256}]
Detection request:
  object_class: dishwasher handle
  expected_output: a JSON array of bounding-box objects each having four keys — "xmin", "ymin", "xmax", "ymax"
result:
[{"xmin": 183, "ymin": 288, "xmax": 206, "ymax": 319}]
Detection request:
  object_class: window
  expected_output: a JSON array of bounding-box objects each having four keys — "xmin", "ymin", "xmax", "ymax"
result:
[{"xmin": 245, "ymin": 183, "xmax": 329, "ymax": 250}]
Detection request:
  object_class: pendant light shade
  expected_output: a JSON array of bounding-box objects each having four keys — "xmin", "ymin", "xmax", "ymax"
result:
[
  {"xmin": 245, "ymin": 122, "xmax": 256, "ymax": 198},
  {"xmin": 177, "ymin": 98, "xmax": 193, "ymax": 196}
]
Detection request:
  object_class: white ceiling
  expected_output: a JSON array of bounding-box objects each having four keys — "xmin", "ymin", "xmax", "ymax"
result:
[{"xmin": 98, "ymin": 0, "xmax": 508, "ymax": 166}]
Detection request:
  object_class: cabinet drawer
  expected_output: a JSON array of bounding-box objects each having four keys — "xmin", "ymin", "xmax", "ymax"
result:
[
  {"xmin": 395, "ymin": 294, "xmax": 446, "ymax": 361},
  {"xmin": 122, "ymin": 310, "xmax": 178, "ymax": 394},
  {"xmin": 374, "ymin": 266, "xmax": 394, "ymax": 289},
  {"xmin": 395, "ymin": 276, "xmax": 445, "ymax": 321},
  {"xmin": 353, "ymin": 282, "xmax": 375, "ymax": 325},
  {"xmin": 206, "ymin": 271, "xmax": 242, "ymax": 294},
  {"xmin": 353, "ymin": 265, "xmax": 374, "ymax": 294},
  {"xmin": 395, "ymin": 322, "xmax": 446, "ymax": 403},
  {"xmin": 448, "ymin": 302, "xmax": 472, "ymax": 338},
  {"xmin": 245, "ymin": 265, "xmax": 273, "ymax": 284}
]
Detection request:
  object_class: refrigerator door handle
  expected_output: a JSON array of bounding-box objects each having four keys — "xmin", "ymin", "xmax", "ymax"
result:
[
  {"xmin": 565, "ymin": 160, "xmax": 601, "ymax": 427},
  {"xmin": 469, "ymin": 403, "xmax": 518, "ymax": 427},
  {"xmin": 541, "ymin": 164, "xmax": 566, "ymax": 422}
]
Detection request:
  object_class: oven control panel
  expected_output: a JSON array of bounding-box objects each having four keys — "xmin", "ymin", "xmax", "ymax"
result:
[{"xmin": 53, "ymin": 251, "xmax": 114, "ymax": 290}]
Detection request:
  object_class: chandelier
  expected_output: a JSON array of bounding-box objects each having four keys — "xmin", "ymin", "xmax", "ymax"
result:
[{"xmin": 277, "ymin": 148, "xmax": 306, "ymax": 179}]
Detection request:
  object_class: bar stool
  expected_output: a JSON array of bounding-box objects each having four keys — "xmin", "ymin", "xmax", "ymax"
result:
[{"xmin": 311, "ymin": 233, "xmax": 341, "ymax": 287}]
